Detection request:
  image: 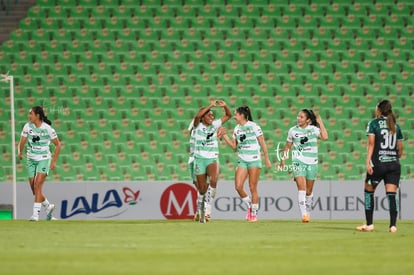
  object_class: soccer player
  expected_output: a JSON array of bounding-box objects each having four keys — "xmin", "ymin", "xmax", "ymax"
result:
[
  {"xmin": 357, "ymin": 100, "xmax": 404, "ymax": 233},
  {"xmin": 222, "ymin": 106, "xmax": 271, "ymax": 222},
  {"xmin": 189, "ymin": 119, "xmax": 226, "ymax": 222},
  {"xmin": 193, "ymin": 100, "xmax": 231, "ymax": 223},
  {"xmin": 18, "ymin": 106, "xmax": 61, "ymax": 221},
  {"xmin": 187, "ymin": 119, "xmax": 202, "ymax": 221},
  {"xmin": 279, "ymin": 109, "xmax": 328, "ymax": 223}
]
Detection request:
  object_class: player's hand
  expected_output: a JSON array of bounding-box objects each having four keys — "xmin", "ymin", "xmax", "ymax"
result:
[
  {"xmin": 50, "ymin": 161, "xmax": 57, "ymax": 170},
  {"xmin": 366, "ymin": 163, "xmax": 373, "ymax": 175},
  {"xmin": 316, "ymin": 114, "xmax": 322, "ymax": 123},
  {"xmin": 215, "ymin": 100, "xmax": 226, "ymax": 107},
  {"xmin": 265, "ymin": 158, "xmax": 272, "ymax": 169},
  {"xmin": 217, "ymin": 127, "xmax": 226, "ymax": 139}
]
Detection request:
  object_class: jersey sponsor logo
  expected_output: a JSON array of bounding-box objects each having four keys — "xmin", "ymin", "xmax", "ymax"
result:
[{"xmin": 379, "ymin": 155, "xmax": 397, "ymax": 162}]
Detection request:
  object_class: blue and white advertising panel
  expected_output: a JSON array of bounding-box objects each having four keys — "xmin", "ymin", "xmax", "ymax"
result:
[{"xmin": 0, "ymin": 180, "xmax": 413, "ymax": 220}]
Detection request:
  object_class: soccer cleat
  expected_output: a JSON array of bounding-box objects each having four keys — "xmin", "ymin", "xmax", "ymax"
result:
[
  {"xmin": 356, "ymin": 224, "xmax": 374, "ymax": 232},
  {"xmin": 45, "ymin": 204, "xmax": 55, "ymax": 221},
  {"xmin": 249, "ymin": 215, "xmax": 258, "ymax": 222},
  {"xmin": 205, "ymin": 214, "xmax": 211, "ymax": 222},
  {"xmin": 199, "ymin": 207, "xmax": 205, "ymax": 223},
  {"xmin": 245, "ymin": 207, "xmax": 252, "ymax": 221},
  {"xmin": 301, "ymin": 215, "xmax": 310, "ymax": 223},
  {"xmin": 389, "ymin": 226, "xmax": 397, "ymax": 233},
  {"xmin": 193, "ymin": 213, "xmax": 200, "ymax": 222},
  {"xmin": 29, "ymin": 215, "xmax": 39, "ymax": 222}
]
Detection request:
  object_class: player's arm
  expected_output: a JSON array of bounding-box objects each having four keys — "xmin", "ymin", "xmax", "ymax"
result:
[
  {"xmin": 18, "ymin": 136, "xmax": 27, "ymax": 160},
  {"xmin": 279, "ymin": 141, "xmax": 293, "ymax": 168},
  {"xmin": 222, "ymin": 131, "xmax": 237, "ymax": 151},
  {"xmin": 193, "ymin": 100, "xmax": 216, "ymax": 128},
  {"xmin": 50, "ymin": 137, "xmax": 61, "ymax": 170},
  {"xmin": 215, "ymin": 100, "xmax": 232, "ymax": 124},
  {"xmin": 366, "ymin": 134, "xmax": 375, "ymax": 175},
  {"xmin": 397, "ymin": 140, "xmax": 403, "ymax": 159},
  {"xmin": 316, "ymin": 115, "xmax": 328, "ymax": 140},
  {"xmin": 257, "ymin": 135, "xmax": 271, "ymax": 169}
]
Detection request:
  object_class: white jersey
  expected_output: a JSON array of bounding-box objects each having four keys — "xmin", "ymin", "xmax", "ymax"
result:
[
  {"xmin": 286, "ymin": 125, "xmax": 320, "ymax": 164},
  {"xmin": 233, "ymin": 121, "xmax": 263, "ymax": 162},
  {"xmin": 194, "ymin": 119, "xmax": 222, "ymax": 159},
  {"xmin": 21, "ymin": 122, "xmax": 58, "ymax": 161}
]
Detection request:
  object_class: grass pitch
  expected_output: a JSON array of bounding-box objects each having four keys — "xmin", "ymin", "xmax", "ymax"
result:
[{"xmin": 0, "ymin": 219, "xmax": 413, "ymax": 275}]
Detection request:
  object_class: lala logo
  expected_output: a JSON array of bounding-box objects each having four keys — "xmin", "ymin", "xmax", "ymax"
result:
[
  {"xmin": 60, "ymin": 187, "xmax": 140, "ymax": 219},
  {"xmin": 123, "ymin": 187, "xmax": 140, "ymax": 205}
]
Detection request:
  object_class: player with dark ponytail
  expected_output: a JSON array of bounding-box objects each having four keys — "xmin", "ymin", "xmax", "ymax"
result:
[
  {"xmin": 222, "ymin": 105, "xmax": 271, "ymax": 222},
  {"xmin": 18, "ymin": 106, "xmax": 61, "ymax": 221},
  {"xmin": 357, "ymin": 100, "xmax": 404, "ymax": 233},
  {"xmin": 279, "ymin": 109, "xmax": 328, "ymax": 223}
]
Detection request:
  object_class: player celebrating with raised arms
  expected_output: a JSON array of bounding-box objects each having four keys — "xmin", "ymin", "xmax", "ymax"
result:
[
  {"xmin": 222, "ymin": 106, "xmax": 271, "ymax": 222},
  {"xmin": 279, "ymin": 109, "xmax": 328, "ymax": 223},
  {"xmin": 193, "ymin": 100, "xmax": 231, "ymax": 223},
  {"xmin": 18, "ymin": 106, "xmax": 61, "ymax": 221},
  {"xmin": 357, "ymin": 100, "xmax": 404, "ymax": 233}
]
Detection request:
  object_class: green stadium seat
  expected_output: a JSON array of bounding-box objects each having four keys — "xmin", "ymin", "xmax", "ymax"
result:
[{"xmin": 1, "ymin": 0, "xmax": 412, "ymax": 181}]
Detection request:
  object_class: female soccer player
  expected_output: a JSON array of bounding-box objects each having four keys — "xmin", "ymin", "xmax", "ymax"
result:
[
  {"xmin": 193, "ymin": 100, "xmax": 231, "ymax": 223},
  {"xmin": 279, "ymin": 109, "xmax": 328, "ymax": 223},
  {"xmin": 187, "ymin": 119, "xmax": 201, "ymax": 221},
  {"xmin": 18, "ymin": 106, "xmax": 61, "ymax": 221},
  {"xmin": 222, "ymin": 106, "xmax": 271, "ymax": 222},
  {"xmin": 357, "ymin": 100, "xmax": 404, "ymax": 233}
]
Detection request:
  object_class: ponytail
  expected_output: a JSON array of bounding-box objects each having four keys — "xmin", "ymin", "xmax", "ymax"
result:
[
  {"xmin": 43, "ymin": 116, "xmax": 52, "ymax": 126},
  {"xmin": 377, "ymin": 100, "xmax": 396, "ymax": 134},
  {"xmin": 32, "ymin": 106, "xmax": 52, "ymax": 126},
  {"xmin": 302, "ymin": 109, "xmax": 319, "ymax": 127},
  {"xmin": 236, "ymin": 106, "xmax": 253, "ymax": 121}
]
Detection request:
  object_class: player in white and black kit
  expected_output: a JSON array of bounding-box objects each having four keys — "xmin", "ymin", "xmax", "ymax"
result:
[
  {"xmin": 193, "ymin": 100, "xmax": 231, "ymax": 223},
  {"xmin": 357, "ymin": 100, "xmax": 404, "ymax": 233},
  {"xmin": 18, "ymin": 106, "xmax": 61, "ymax": 221}
]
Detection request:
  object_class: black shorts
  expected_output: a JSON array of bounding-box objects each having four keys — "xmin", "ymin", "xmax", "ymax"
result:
[{"xmin": 365, "ymin": 162, "xmax": 401, "ymax": 186}]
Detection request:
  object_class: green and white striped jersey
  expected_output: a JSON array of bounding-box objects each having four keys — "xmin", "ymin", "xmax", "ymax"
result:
[
  {"xmin": 194, "ymin": 119, "xmax": 222, "ymax": 159},
  {"xmin": 287, "ymin": 125, "xmax": 320, "ymax": 164},
  {"xmin": 21, "ymin": 122, "xmax": 58, "ymax": 161},
  {"xmin": 233, "ymin": 121, "xmax": 263, "ymax": 162}
]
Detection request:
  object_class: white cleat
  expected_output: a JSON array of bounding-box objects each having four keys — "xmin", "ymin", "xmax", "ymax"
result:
[
  {"xmin": 29, "ymin": 215, "xmax": 39, "ymax": 222},
  {"xmin": 46, "ymin": 204, "xmax": 55, "ymax": 221}
]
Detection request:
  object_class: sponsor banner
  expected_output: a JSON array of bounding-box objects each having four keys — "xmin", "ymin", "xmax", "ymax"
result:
[{"xmin": 0, "ymin": 180, "xmax": 413, "ymax": 220}]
